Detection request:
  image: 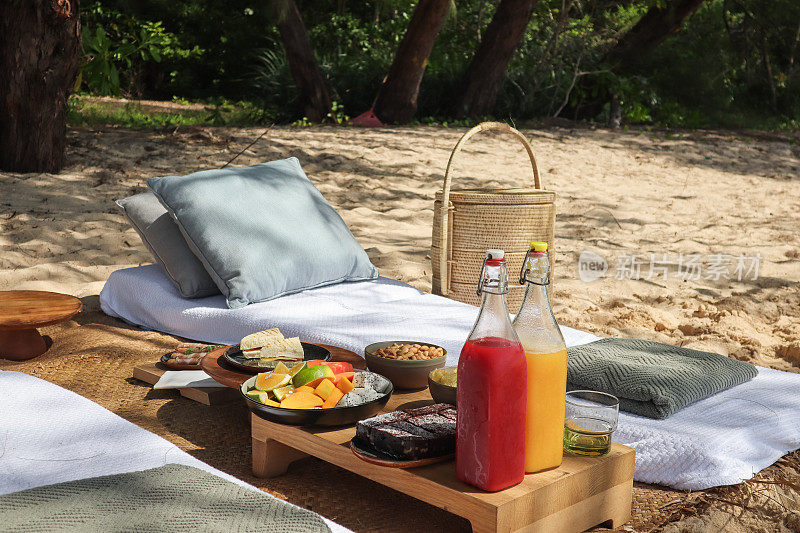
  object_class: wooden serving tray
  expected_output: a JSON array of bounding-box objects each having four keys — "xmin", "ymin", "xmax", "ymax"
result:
[
  {"xmin": 251, "ymin": 389, "xmax": 635, "ymax": 533},
  {"xmin": 132, "ymin": 361, "xmax": 240, "ymax": 405}
]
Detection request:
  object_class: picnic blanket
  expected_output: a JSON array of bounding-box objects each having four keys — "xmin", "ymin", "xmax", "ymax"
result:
[
  {"xmin": 567, "ymin": 338, "xmax": 758, "ymax": 419},
  {"xmin": 0, "ymin": 370, "xmax": 349, "ymax": 533},
  {"xmin": 0, "ymin": 464, "xmax": 330, "ymax": 533},
  {"xmin": 100, "ymin": 264, "xmax": 800, "ymax": 490}
]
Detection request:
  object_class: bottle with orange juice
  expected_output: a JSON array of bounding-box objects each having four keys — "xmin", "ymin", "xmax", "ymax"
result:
[{"xmin": 511, "ymin": 242, "xmax": 568, "ymax": 473}]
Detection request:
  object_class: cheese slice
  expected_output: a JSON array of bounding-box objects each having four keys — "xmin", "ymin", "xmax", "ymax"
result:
[
  {"xmin": 240, "ymin": 328, "xmax": 284, "ymax": 352},
  {"xmin": 258, "ymin": 337, "xmax": 304, "ymax": 361},
  {"xmin": 241, "ymin": 348, "xmax": 262, "ymax": 359}
]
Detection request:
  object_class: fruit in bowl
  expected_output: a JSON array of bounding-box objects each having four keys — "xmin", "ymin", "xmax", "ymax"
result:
[
  {"xmin": 428, "ymin": 366, "xmax": 457, "ymax": 405},
  {"xmin": 246, "ymin": 359, "xmax": 358, "ymax": 409}
]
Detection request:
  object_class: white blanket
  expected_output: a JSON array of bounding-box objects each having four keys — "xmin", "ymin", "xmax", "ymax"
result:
[
  {"xmin": 0, "ymin": 370, "xmax": 349, "ymax": 533},
  {"xmin": 100, "ymin": 264, "xmax": 800, "ymax": 490}
]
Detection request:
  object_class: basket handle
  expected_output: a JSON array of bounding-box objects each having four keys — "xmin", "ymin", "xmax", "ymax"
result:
[{"xmin": 437, "ymin": 122, "xmax": 541, "ymax": 296}]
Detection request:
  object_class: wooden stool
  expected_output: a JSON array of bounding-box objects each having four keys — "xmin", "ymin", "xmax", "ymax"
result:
[{"xmin": 0, "ymin": 290, "xmax": 82, "ymax": 360}]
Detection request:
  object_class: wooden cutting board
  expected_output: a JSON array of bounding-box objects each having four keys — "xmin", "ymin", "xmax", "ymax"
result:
[{"xmin": 132, "ymin": 361, "xmax": 239, "ymax": 405}]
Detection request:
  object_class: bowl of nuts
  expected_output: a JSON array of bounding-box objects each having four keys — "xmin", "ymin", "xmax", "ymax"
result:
[{"xmin": 364, "ymin": 341, "xmax": 447, "ymax": 389}]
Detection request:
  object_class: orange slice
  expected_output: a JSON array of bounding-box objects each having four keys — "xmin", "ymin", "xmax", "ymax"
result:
[
  {"xmin": 272, "ymin": 384, "xmax": 295, "ymax": 401},
  {"xmin": 272, "ymin": 362, "xmax": 290, "ymax": 375},
  {"xmin": 288, "ymin": 361, "xmax": 307, "ymax": 377},
  {"xmin": 255, "ymin": 372, "xmax": 291, "ymax": 392}
]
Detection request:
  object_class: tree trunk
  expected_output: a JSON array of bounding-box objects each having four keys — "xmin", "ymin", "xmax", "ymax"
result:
[
  {"xmin": 0, "ymin": 0, "xmax": 81, "ymax": 173},
  {"xmin": 609, "ymin": 93, "xmax": 622, "ymax": 128},
  {"xmin": 456, "ymin": 0, "xmax": 539, "ymax": 118},
  {"xmin": 373, "ymin": 0, "xmax": 452, "ymax": 124},
  {"xmin": 604, "ymin": 0, "xmax": 707, "ymax": 72},
  {"xmin": 274, "ymin": 0, "xmax": 332, "ymax": 122}
]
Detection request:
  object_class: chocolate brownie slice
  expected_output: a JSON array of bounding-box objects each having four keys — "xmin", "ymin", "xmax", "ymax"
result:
[
  {"xmin": 369, "ymin": 421, "xmax": 437, "ymax": 459},
  {"xmin": 356, "ymin": 404, "xmax": 458, "ymax": 460},
  {"xmin": 405, "ymin": 413, "xmax": 456, "ymax": 456},
  {"xmin": 405, "ymin": 403, "xmax": 449, "ymax": 417},
  {"xmin": 355, "ymin": 411, "xmax": 410, "ymax": 442}
]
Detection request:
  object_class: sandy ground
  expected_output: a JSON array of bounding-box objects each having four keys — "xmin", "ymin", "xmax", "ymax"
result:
[
  {"xmin": 1, "ymin": 122, "xmax": 799, "ymax": 530},
  {"xmin": 2, "ymin": 123, "xmax": 799, "ymax": 370}
]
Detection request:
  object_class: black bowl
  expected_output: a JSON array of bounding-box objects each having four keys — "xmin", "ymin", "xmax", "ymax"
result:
[
  {"xmin": 223, "ymin": 342, "xmax": 331, "ymax": 374},
  {"xmin": 241, "ymin": 370, "xmax": 393, "ymax": 426}
]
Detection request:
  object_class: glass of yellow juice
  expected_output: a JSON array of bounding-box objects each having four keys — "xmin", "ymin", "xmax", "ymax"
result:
[{"xmin": 563, "ymin": 390, "xmax": 619, "ymax": 457}]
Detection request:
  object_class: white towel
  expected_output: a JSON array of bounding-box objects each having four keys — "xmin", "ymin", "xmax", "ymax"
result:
[
  {"xmin": 153, "ymin": 370, "xmax": 220, "ymax": 389},
  {"xmin": 0, "ymin": 370, "xmax": 349, "ymax": 533},
  {"xmin": 100, "ymin": 264, "xmax": 800, "ymax": 490}
]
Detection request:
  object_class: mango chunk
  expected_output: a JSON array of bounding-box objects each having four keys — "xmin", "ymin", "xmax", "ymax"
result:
[
  {"xmin": 314, "ymin": 378, "xmax": 337, "ymax": 401},
  {"xmin": 322, "ymin": 386, "xmax": 344, "ymax": 408},
  {"xmin": 280, "ymin": 391, "xmax": 323, "ymax": 409}
]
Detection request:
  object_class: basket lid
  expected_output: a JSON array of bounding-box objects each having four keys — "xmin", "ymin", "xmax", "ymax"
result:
[{"xmin": 435, "ymin": 187, "xmax": 555, "ymax": 205}]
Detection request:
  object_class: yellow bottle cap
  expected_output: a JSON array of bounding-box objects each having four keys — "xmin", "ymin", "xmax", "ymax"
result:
[{"xmin": 530, "ymin": 241, "xmax": 548, "ymax": 252}]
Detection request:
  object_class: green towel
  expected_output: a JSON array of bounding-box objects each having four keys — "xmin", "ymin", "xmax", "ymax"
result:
[
  {"xmin": 567, "ymin": 338, "xmax": 758, "ymax": 419},
  {"xmin": 0, "ymin": 464, "xmax": 331, "ymax": 533}
]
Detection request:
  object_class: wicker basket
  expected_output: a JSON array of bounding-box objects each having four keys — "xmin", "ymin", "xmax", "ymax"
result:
[{"xmin": 431, "ymin": 122, "xmax": 555, "ymax": 310}]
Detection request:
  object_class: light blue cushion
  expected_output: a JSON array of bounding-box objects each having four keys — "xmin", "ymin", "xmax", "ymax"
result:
[
  {"xmin": 115, "ymin": 192, "xmax": 220, "ymax": 298},
  {"xmin": 147, "ymin": 158, "xmax": 378, "ymax": 309}
]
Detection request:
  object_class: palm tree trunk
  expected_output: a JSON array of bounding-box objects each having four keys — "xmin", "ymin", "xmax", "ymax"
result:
[
  {"xmin": 0, "ymin": 0, "xmax": 81, "ymax": 172},
  {"xmin": 456, "ymin": 0, "xmax": 539, "ymax": 118},
  {"xmin": 604, "ymin": 0, "xmax": 708, "ymax": 72},
  {"xmin": 373, "ymin": 0, "xmax": 452, "ymax": 124},
  {"xmin": 274, "ymin": 0, "xmax": 332, "ymax": 122}
]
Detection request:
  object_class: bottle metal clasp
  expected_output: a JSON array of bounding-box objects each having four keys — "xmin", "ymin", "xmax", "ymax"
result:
[
  {"xmin": 476, "ymin": 256, "xmax": 489, "ymax": 296},
  {"xmin": 520, "ymin": 249, "xmax": 550, "ymax": 286}
]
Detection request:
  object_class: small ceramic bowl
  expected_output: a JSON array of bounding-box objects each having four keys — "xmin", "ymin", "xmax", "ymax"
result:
[
  {"xmin": 364, "ymin": 341, "xmax": 447, "ymax": 389},
  {"xmin": 428, "ymin": 366, "xmax": 457, "ymax": 405}
]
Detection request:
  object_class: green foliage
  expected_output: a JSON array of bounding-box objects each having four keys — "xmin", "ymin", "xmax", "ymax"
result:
[
  {"xmin": 81, "ymin": 1, "xmax": 204, "ymax": 96},
  {"xmin": 78, "ymin": 0, "xmax": 800, "ymax": 129},
  {"xmin": 81, "ymin": 2, "xmax": 202, "ymax": 96},
  {"xmin": 327, "ymin": 101, "xmax": 350, "ymax": 124},
  {"xmin": 82, "ymin": 24, "xmax": 165, "ymax": 95},
  {"xmin": 67, "ymin": 95, "xmax": 274, "ymax": 128}
]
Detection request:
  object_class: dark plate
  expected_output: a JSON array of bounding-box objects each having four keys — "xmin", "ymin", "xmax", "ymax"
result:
[
  {"xmin": 349, "ymin": 436, "xmax": 454, "ymax": 468},
  {"xmin": 241, "ymin": 370, "xmax": 393, "ymax": 427},
  {"xmin": 223, "ymin": 342, "xmax": 331, "ymax": 373}
]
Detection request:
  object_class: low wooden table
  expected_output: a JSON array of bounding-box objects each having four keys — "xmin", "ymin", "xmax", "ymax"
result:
[
  {"xmin": 203, "ymin": 348, "xmax": 635, "ymax": 532},
  {"xmin": 0, "ymin": 290, "xmax": 82, "ymax": 360},
  {"xmin": 252, "ymin": 392, "xmax": 635, "ymax": 533}
]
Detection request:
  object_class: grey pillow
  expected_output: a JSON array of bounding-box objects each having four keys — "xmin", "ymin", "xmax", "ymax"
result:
[
  {"xmin": 147, "ymin": 158, "xmax": 378, "ymax": 309},
  {"xmin": 115, "ymin": 192, "xmax": 220, "ymax": 298}
]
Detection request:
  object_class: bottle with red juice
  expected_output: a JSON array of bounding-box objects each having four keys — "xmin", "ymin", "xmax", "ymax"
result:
[{"xmin": 456, "ymin": 249, "xmax": 528, "ymax": 491}]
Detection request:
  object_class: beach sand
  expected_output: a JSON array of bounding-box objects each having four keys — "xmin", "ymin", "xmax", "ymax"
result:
[
  {"xmin": 2, "ymin": 124, "xmax": 798, "ymax": 370},
  {"xmin": 1, "ymin": 123, "xmax": 799, "ymax": 531}
]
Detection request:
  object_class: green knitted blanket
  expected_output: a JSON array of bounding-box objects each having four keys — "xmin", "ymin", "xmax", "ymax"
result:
[
  {"xmin": 0, "ymin": 464, "xmax": 331, "ymax": 533},
  {"xmin": 567, "ymin": 338, "xmax": 758, "ymax": 419}
]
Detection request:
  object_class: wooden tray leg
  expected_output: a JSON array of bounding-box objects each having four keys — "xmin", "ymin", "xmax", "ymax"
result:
[
  {"xmin": 468, "ymin": 518, "xmax": 498, "ymax": 533},
  {"xmin": 252, "ymin": 436, "xmax": 310, "ymax": 478},
  {"xmin": 0, "ymin": 329, "xmax": 47, "ymax": 361}
]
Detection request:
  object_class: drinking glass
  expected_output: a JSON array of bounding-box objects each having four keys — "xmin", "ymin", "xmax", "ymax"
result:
[{"xmin": 563, "ymin": 390, "xmax": 619, "ymax": 456}]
